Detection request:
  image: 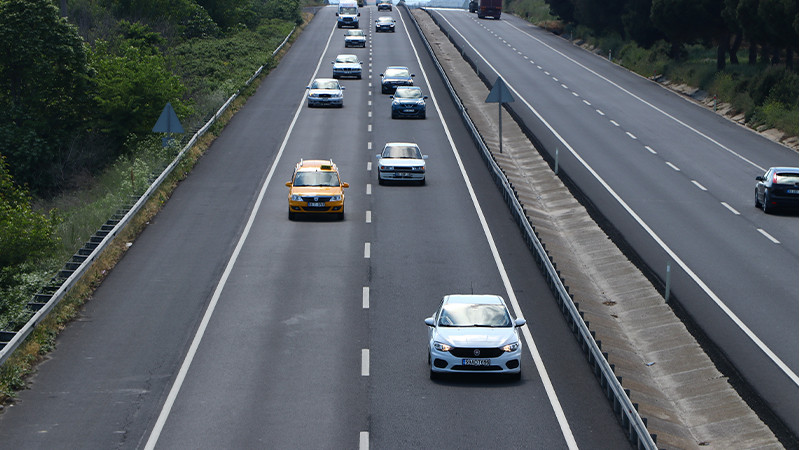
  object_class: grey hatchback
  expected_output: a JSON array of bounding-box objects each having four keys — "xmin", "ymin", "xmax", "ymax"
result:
[{"xmin": 755, "ymin": 167, "xmax": 799, "ymax": 213}]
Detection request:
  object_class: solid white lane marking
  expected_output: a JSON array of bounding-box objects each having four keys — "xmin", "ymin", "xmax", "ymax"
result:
[
  {"xmin": 691, "ymin": 180, "xmax": 707, "ymax": 191},
  {"xmin": 364, "ymin": 242, "xmax": 370, "ymax": 258},
  {"xmin": 144, "ymin": 19, "xmax": 342, "ymax": 450},
  {"xmin": 360, "ymin": 432, "xmax": 369, "ymax": 450},
  {"xmin": 361, "ymin": 349, "xmax": 370, "ymax": 376},
  {"xmin": 721, "ymin": 202, "xmax": 740, "ymax": 215},
  {"xmin": 366, "ymin": 210, "xmax": 372, "ymax": 223},
  {"xmin": 503, "ymin": 20, "xmax": 765, "ymax": 172},
  {"xmin": 363, "ymin": 287, "xmax": 369, "ymax": 309},
  {"xmin": 399, "ymin": 11, "xmax": 578, "ymax": 449},
  {"xmin": 758, "ymin": 228, "xmax": 780, "ymax": 244},
  {"xmin": 433, "ymin": 11, "xmax": 797, "ymax": 385},
  {"xmin": 666, "ymin": 162, "xmax": 680, "ymax": 171}
]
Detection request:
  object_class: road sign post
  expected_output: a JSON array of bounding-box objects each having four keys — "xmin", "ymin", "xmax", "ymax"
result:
[
  {"xmin": 485, "ymin": 77, "xmax": 514, "ymax": 153},
  {"xmin": 152, "ymin": 102, "xmax": 184, "ymax": 147}
]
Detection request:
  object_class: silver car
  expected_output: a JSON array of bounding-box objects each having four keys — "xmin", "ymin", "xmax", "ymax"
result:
[
  {"xmin": 332, "ymin": 54, "xmax": 362, "ymax": 79},
  {"xmin": 344, "ymin": 29, "xmax": 366, "ymax": 48},
  {"xmin": 376, "ymin": 142, "xmax": 427, "ymax": 185},
  {"xmin": 425, "ymin": 294, "xmax": 525, "ymax": 380},
  {"xmin": 306, "ymin": 78, "xmax": 345, "ymax": 108}
]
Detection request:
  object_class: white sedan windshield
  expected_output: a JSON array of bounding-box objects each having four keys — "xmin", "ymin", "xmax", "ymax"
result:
[{"xmin": 438, "ymin": 304, "xmax": 512, "ymax": 327}]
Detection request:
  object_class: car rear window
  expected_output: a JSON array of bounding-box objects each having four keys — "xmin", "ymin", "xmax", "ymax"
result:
[{"xmin": 775, "ymin": 172, "xmax": 799, "ymax": 184}]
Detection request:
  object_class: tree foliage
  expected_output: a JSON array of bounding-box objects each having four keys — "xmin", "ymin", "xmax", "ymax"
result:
[
  {"xmin": 0, "ymin": 0, "xmax": 91, "ymax": 194},
  {"xmin": 0, "ymin": 154, "xmax": 58, "ymax": 269}
]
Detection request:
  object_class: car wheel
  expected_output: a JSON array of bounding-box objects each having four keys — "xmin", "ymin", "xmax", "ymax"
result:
[
  {"xmin": 762, "ymin": 192, "xmax": 772, "ymax": 213},
  {"xmin": 378, "ymin": 177, "xmax": 385, "ymax": 185},
  {"xmin": 288, "ymin": 209, "xmax": 296, "ymax": 221},
  {"xmin": 754, "ymin": 189, "xmax": 761, "ymax": 208},
  {"xmin": 429, "ymin": 369, "xmax": 440, "ymax": 380},
  {"xmin": 419, "ymin": 178, "xmax": 425, "ymax": 186},
  {"xmin": 357, "ymin": 74, "xmax": 362, "ymax": 80},
  {"xmin": 391, "ymin": 112, "xmax": 398, "ymax": 119},
  {"xmin": 420, "ymin": 111, "xmax": 426, "ymax": 119},
  {"xmin": 337, "ymin": 212, "xmax": 345, "ymax": 221},
  {"xmin": 509, "ymin": 371, "xmax": 521, "ymax": 381}
]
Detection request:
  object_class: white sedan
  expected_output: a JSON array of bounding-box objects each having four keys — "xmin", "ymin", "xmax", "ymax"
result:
[
  {"xmin": 425, "ymin": 294, "xmax": 525, "ymax": 380},
  {"xmin": 306, "ymin": 78, "xmax": 344, "ymax": 108},
  {"xmin": 375, "ymin": 142, "xmax": 427, "ymax": 185}
]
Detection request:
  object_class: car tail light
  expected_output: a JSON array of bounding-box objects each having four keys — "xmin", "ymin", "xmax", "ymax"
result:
[{"xmin": 773, "ymin": 172, "xmax": 779, "ymax": 184}]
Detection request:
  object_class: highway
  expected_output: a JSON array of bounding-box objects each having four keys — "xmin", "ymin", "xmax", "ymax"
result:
[
  {"xmin": 423, "ymin": 7, "xmax": 799, "ymax": 431},
  {"xmin": 0, "ymin": 6, "xmax": 632, "ymax": 449}
]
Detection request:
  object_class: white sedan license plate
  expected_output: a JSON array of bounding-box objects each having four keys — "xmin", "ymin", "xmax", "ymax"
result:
[
  {"xmin": 307, "ymin": 202, "xmax": 325, "ymax": 207},
  {"xmin": 395, "ymin": 172, "xmax": 409, "ymax": 177},
  {"xmin": 462, "ymin": 358, "xmax": 490, "ymax": 366}
]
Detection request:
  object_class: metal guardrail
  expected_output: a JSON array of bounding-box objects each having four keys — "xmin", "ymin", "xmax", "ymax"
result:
[
  {"xmin": 405, "ymin": 6, "xmax": 658, "ymax": 449},
  {"xmin": 0, "ymin": 26, "xmax": 296, "ymax": 367}
]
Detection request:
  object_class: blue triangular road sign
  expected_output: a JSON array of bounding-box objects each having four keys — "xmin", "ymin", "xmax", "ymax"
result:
[
  {"xmin": 152, "ymin": 102, "xmax": 184, "ymax": 134},
  {"xmin": 485, "ymin": 77, "xmax": 514, "ymax": 103}
]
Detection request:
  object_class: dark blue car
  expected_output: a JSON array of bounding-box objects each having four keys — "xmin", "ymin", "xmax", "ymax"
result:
[
  {"xmin": 755, "ymin": 167, "xmax": 799, "ymax": 213},
  {"xmin": 381, "ymin": 66, "xmax": 414, "ymax": 94},
  {"xmin": 391, "ymin": 86, "xmax": 427, "ymax": 119}
]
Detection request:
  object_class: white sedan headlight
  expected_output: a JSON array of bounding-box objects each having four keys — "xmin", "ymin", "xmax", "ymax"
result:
[
  {"xmin": 502, "ymin": 342, "xmax": 520, "ymax": 352},
  {"xmin": 433, "ymin": 341, "xmax": 452, "ymax": 352}
]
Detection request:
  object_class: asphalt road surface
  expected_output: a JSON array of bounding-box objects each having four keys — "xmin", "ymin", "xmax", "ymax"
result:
[
  {"xmin": 0, "ymin": 6, "xmax": 633, "ymax": 449},
  {"xmin": 424, "ymin": 7, "xmax": 798, "ymax": 431}
]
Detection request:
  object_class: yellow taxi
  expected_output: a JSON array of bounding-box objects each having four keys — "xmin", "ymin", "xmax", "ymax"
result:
[{"xmin": 286, "ymin": 159, "xmax": 349, "ymax": 220}]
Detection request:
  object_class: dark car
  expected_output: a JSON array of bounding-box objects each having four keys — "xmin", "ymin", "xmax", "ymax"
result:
[
  {"xmin": 380, "ymin": 66, "xmax": 414, "ymax": 94},
  {"xmin": 391, "ymin": 86, "xmax": 427, "ymax": 119},
  {"xmin": 755, "ymin": 167, "xmax": 799, "ymax": 213},
  {"xmin": 377, "ymin": 0, "xmax": 392, "ymax": 11},
  {"xmin": 375, "ymin": 16, "xmax": 396, "ymax": 32}
]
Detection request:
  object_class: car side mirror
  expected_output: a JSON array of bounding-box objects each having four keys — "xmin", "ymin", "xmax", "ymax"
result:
[
  {"xmin": 390, "ymin": 95, "xmax": 394, "ymax": 99},
  {"xmin": 341, "ymin": 86, "xmax": 346, "ymax": 90},
  {"xmin": 425, "ymin": 317, "xmax": 435, "ymax": 327},
  {"xmin": 358, "ymin": 12, "xmax": 361, "ymax": 16},
  {"xmin": 379, "ymin": 73, "xmax": 384, "ymax": 77},
  {"xmin": 756, "ymin": 176, "xmax": 765, "ymax": 181},
  {"xmin": 285, "ymin": 181, "xmax": 292, "ymax": 187},
  {"xmin": 411, "ymin": 74, "xmax": 416, "ymax": 77},
  {"xmin": 342, "ymin": 182, "xmax": 350, "ymax": 188},
  {"xmin": 424, "ymin": 96, "xmax": 428, "ymax": 99},
  {"xmin": 422, "ymin": 155, "xmax": 428, "ymax": 159},
  {"xmin": 375, "ymin": 154, "xmax": 381, "ymax": 159},
  {"xmin": 336, "ymin": 12, "xmax": 339, "ymax": 16},
  {"xmin": 514, "ymin": 318, "xmax": 527, "ymax": 327}
]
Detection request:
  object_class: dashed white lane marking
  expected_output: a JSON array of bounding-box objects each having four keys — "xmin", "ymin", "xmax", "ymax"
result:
[
  {"xmin": 571, "ymin": 92, "xmax": 579, "ymax": 97},
  {"xmin": 368, "ymin": 100, "xmax": 372, "ymax": 106},
  {"xmin": 364, "ymin": 242, "xmax": 370, "ymax": 258},
  {"xmin": 721, "ymin": 202, "xmax": 740, "ymax": 215},
  {"xmin": 368, "ymin": 142, "xmax": 372, "ymax": 150},
  {"xmin": 626, "ymin": 132, "xmax": 637, "ymax": 140},
  {"xmin": 361, "ymin": 349, "xmax": 370, "ymax": 376},
  {"xmin": 758, "ymin": 228, "xmax": 780, "ymax": 244},
  {"xmin": 645, "ymin": 145, "xmax": 657, "ymax": 154},
  {"xmin": 583, "ymin": 100, "xmax": 591, "ymax": 106},
  {"xmin": 363, "ymin": 287, "xmax": 369, "ymax": 309},
  {"xmin": 360, "ymin": 432, "xmax": 369, "ymax": 450},
  {"xmin": 367, "ymin": 161, "xmax": 372, "ymax": 171},
  {"xmin": 366, "ymin": 184, "xmax": 372, "ymax": 195},
  {"xmin": 366, "ymin": 210, "xmax": 371, "ymax": 223},
  {"xmin": 692, "ymin": 180, "xmax": 707, "ymax": 191},
  {"xmin": 596, "ymin": 109, "xmax": 605, "ymax": 116},
  {"xmin": 368, "ymin": 111, "xmax": 372, "ymax": 118},
  {"xmin": 368, "ymin": 124, "xmax": 372, "ymax": 132},
  {"xmin": 666, "ymin": 162, "xmax": 680, "ymax": 171},
  {"xmin": 610, "ymin": 120, "xmax": 620, "ymax": 127}
]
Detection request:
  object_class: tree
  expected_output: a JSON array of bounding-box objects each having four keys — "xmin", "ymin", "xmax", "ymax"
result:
[
  {"xmin": 0, "ymin": 154, "xmax": 58, "ymax": 269},
  {"xmin": 622, "ymin": 0, "xmax": 664, "ymax": 47},
  {"xmin": 650, "ymin": 0, "xmax": 711, "ymax": 58},
  {"xmin": 0, "ymin": 0, "xmax": 91, "ymax": 194}
]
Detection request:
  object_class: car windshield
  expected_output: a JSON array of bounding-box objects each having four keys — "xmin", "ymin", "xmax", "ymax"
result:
[
  {"xmin": 437, "ymin": 303, "xmax": 512, "ymax": 327},
  {"xmin": 384, "ymin": 68, "xmax": 410, "ymax": 78},
  {"xmin": 293, "ymin": 171, "xmax": 340, "ymax": 187},
  {"xmin": 774, "ymin": 171, "xmax": 799, "ymax": 184},
  {"xmin": 336, "ymin": 55, "xmax": 358, "ymax": 63},
  {"xmin": 311, "ymin": 80, "xmax": 340, "ymax": 90},
  {"xmin": 394, "ymin": 88, "xmax": 421, "ymax": 99},
  {"xmin": 378, "ymin": 17, "xmax": 393, "ymax": 23},
  {"xmin": 346, "ymin": 30, "xmax": 365, "ymax": 36},
  {"xmin": 340, "ymin": 6, "xmax": 357, "ymax": 14},
  {"xmin": 383, "ymin": 145, "xmax": 421, "ymax": 159}
]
